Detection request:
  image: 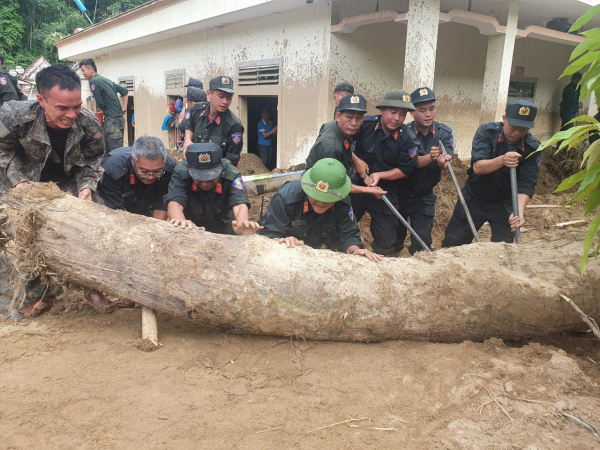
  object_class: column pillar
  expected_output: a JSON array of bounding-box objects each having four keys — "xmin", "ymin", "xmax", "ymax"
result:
[
  {"xmin": 403, "ymin": 0, "xmax": 441, "ymax": 93},
  {"xmin": 479, "ymin": 0, "xmax": 520, "ymax": 124}
]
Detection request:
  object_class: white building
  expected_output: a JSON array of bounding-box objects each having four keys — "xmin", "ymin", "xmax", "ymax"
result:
[{"xmin": 55, "ymin": 0, "xmax": 596, "ymax": 166}]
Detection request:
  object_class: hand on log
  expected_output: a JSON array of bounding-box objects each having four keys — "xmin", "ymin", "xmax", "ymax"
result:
[
  {"xmin": 232, "ymin": 220, "xmax": 263, "ymax": 235},
  {"xmin": 348, "ymin": 246, "xmax": 384, "ymax": 262},
  {"xmin": 78, "ymin": 188, "xmax": 92, "ymax": 202},
  {"xmin": 276, "ymin": 236, "xmax": 304, "ymax": 248},
  {"xmin": 169, "ymin": 218, "xmax": 204, "ymax": 230}
]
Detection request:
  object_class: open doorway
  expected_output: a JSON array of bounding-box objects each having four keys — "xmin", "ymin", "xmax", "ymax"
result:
[{"xmin": 246, "ymin": 96, "xmax": 278, "ymax": 170}]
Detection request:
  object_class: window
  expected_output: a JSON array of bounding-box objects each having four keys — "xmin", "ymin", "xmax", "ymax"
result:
[
  {"xmin": 508, "ymin": 77, "xmax": 536, "ymax": 100},
  {"xmin": 118, "ymin": 76, "xmax": 134, "ymax": 96},
  {"xmin": 237, "ymin": 59, "xmax": 281, "ymax": 86},
  {"xmin": 165, "ymin": 69, "xmax": 185, "ymax": 96}
]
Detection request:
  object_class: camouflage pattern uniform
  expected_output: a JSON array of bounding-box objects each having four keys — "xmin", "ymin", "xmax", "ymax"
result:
[
  {"xmin": 0, "ymin": 100, "xmax": 104, "ymax": 197},
  {"xmin": 0, "ymin": 100, "xmax": 105, "ymax": 309}
]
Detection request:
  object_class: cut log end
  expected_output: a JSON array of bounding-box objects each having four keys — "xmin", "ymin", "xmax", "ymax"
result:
[{"xmin": 140, "ymin": 306, "xmax": 161, "ymax": 350}]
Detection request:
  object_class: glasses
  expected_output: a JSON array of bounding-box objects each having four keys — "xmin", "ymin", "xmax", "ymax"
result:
[{"xmin": 136, "ymin": 169, "xmax": 166, "ymax": 179}]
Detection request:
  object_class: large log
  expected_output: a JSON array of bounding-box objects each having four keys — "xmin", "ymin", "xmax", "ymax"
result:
[{"xmin": 3, "ymin": 183, "xmax": 600, "ymax": 342}]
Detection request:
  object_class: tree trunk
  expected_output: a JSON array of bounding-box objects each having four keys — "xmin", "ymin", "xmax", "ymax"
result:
[{"xmin": 3, "ymin": 183, "xmax": 600, "ymax": 342}]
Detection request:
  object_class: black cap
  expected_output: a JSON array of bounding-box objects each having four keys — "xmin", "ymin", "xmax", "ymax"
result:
[
  {"xmin": 410, "ymin": 87, "xmax": 436, "ymax": 106},
  {"xmin": 184, "ymin": 77, "xmax": 203, "ymax": 88},
  {"xmin": 183, "ymin": 87, "xmax": 207, "ymax": 103},
  {"xmin": 337, "ymin": 94, "xmax": 367, "ymax": 113},
  {"xmin": 209, "ymin": 76, "xmax": 234, "ymax": 94},
  {"xmin": 334, "ymin": 83, "xmax": 354, "ymax": 94},
  {"xmin": 505, "ymin": 100, "xmax": 537, "ymax": 129},
  {"xmin": 186, "ymin": 143, "xmax": 222, "ymax": 181}
]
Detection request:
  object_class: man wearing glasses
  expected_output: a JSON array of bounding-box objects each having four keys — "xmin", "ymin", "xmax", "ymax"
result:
[{"xmin": 99, "ymin": 135, "xmax": 176, "ymax": 220}]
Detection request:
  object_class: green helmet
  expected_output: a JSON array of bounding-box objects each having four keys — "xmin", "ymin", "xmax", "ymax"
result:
[
  {"xmin": 301, "ymin": 158, "xmax": 351, "ymax": 203},
  {"xmin": 376, "ymin": 89, "xmax": 415, "ymax": 111}
]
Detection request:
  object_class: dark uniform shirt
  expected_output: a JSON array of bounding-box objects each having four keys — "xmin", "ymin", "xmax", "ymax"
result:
[
  {"xmin": 0, "ymin": 100, "xmax": 104, "ymax": 195},
  {"xmin": 89, "ymin": 75, "xmax": 129, "ymax": 119},
  {"xmin": 305, "ymin": 121, "xmax": 355, "ymax": 177},
  {"xmin": 99, "ymin": 147, "xmax": 176, "ymax": 217},
  {"xmin": 559, "ymin": 83, "xmax": 581, "ymax": 114},
  {"xmin": 258, "ymin": 180, "xmax": 362, "ymax": 253},
  {"xmin": 178, "ymin": 110, "xmax": 191, "ymax": 135},
  {"xmin": 0, "ymin": 68, "xmax": 26, "ymax": 103},
  {"xmin": 165, "ymin": 160, "xmax": 250, "ymax": 234},
  {"xmin": 402, "ymin": 121, "xmax": 454, "ymax": 198},
  {"xmin": 466, "ymin": 122, "xmax": 541, "ymax": 203},
  {"xmin": 353, "ymin": 116, "xmax": 420, "ymax": 203},
  {"xmin": 186, "ymin": 102, "xmax": 244, "ymax": 165}
]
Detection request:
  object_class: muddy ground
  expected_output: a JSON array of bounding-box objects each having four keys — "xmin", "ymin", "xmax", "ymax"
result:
[{"xmin": 1, "ymin": 152, "xmax": 600, "ymax": 449}]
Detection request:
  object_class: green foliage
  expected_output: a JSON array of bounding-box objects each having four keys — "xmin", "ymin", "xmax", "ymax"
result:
[
  {"xmin": 0, "ymin": 0, "xmax": 25, "ymax": 54},
  {"xmin": 0, "ymin": 0, "xmax": 147, "ymax": 69},
  {"xmin": 538, "ymin": 8, "xmax": 600, "ymax": 274}
]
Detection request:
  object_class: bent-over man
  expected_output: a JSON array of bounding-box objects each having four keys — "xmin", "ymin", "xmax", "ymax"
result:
[
  {"xmin": 166, "ymin": 143, "xmax": 261, "ymax": 234},
  {"xmin": 258, "ymin": 158, "xmax": 382, "ymax": 262},
  {"xmin": 99, "ymin": 135, "xmax": 176, "ymax": 219}
]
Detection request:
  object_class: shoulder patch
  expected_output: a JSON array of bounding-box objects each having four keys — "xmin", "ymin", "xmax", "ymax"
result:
[
  {"xmin": 231, "ymin": 132, "xmax": 242, "ymax": 145},
  {"xmin": 0, "ymin": 77, "xmax": 6, "ymax": 86},
  {"xmin": 348, "ymin": 207, "xmax": 354, "ymax": 222},
  {"xmin": 409, "ymin": 146, "xmax": 418, "ymax": 159},
  {"xmin": 231, "ymin": 177, "xmax": 244, "ymax": 191},
  {"xmin": 535, "ymin": 154, "xmax": 543, "ymax": 167},
  {"xmin": 91, "ymin": 84, "xmax": 95, "ymax": 91}
]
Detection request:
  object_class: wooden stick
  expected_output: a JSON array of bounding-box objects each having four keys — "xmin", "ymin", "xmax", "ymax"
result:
[
  {"xmin": 254, "ymin": 426, "xmax": 283, "ymax": 434},
  {"xmin": 485, "ymin": 387, "xmax": 513, "ymax": 421},
  {"xmin": 555, "ymin": 219, "xmax": 586, "ymax": 228},
  {"xmin": 306, "ymin": 417, "xmax": 367, "ymax": 434},
  {"xmin": 141, "ymin": 306, "xmax": 160, "ymax": 347},
  {"xmin": 479, "ymin": 399, "xmax": 494, "ymax": 415},
  {"xmin": 526, "ymin": 205, "xmax": 570, "ymax": 209},
  {"xmin": 559, "ymin": 294, "xmax": 600, "ymax": 341}
]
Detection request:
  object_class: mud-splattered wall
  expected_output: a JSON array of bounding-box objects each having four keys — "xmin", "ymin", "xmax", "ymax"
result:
[
  {"xmin": 330, "ymin": 20, "xmax": 578, "ymax": 159},
  {"xmin": 84, "ymin": 3, "xmax": 332, "ymax": 168},
  {"xmin": 512, "ymin": 38, "xmax": 582, "ymax": 142}
]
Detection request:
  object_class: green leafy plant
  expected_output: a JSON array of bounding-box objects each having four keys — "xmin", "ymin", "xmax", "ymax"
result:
[{"xmin": 537, "ymin": 5, "xmax": 600, "ymax": 275}]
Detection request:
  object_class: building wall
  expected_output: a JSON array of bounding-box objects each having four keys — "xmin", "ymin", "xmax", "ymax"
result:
[
  {"xmin": 85, "ymin": 3, "xmax": 332, "ymax": 168},
  {"xmin": 329, "ymin": 20, "xmax": 579, "ymax": 158},
  {"xmin": 512, "ymin": 37, "xmax": 583, "ymax": 142},
  {"xmin": 330, "ymin": 21, "xmax": 407, "ymax": 115}
]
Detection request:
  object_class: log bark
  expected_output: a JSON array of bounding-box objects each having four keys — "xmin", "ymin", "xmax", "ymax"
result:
[{"xmin": 3, "ymin": 183, "xmax": 600, "ymax": 342}]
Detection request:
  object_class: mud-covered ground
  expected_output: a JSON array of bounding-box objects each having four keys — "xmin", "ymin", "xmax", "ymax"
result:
[{"xmin": 1, "ymin": 152, "xmax": 599, "ymax": 449}]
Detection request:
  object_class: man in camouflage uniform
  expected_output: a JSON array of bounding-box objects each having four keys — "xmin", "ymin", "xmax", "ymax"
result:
[{"xmin": 0, "ymin": 65, "xmax": 105, "ymax": 317}]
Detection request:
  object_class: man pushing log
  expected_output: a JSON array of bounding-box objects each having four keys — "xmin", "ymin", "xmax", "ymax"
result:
[{"xmin": 0, "ymin": 65, "xmax": 109, "ymax": 317}]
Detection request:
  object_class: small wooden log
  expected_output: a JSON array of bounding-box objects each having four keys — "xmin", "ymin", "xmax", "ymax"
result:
[
  {"xmin": 555, "ymin": 219, "xmax": 587, "ymax": 228},
  {"xmin": 141, "ymin": 306, "xmax": 160, "ymax": 347}
]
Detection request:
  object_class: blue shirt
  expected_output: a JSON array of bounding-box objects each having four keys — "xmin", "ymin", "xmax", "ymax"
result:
[{"xmin": 257, "ymin": 119, "xmax": 274, "ymax": 146}]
